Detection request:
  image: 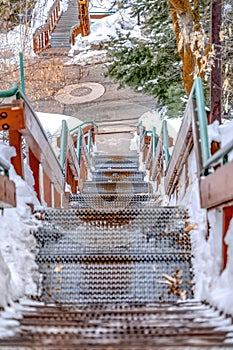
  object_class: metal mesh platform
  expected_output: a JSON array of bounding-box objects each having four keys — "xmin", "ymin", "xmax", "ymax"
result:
[{"xmin": 33, "ymin": 207, "xmax": 192, "ymax": 304}]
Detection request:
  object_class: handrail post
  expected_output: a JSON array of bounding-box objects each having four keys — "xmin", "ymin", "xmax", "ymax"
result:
[
  {"xmin": 76, "ymin": 126, "xmax": 82, "ymax": 165},
  {"xmin": 87, "ymin": 129, "xmax": 92, "ymax": 153},
  {"xmin": 162, "ymin": 120, "xmax": 170, "ymax": 169},
  {"xmin": 60, "ymin": 120, "xmax": 67, "ymax": 175},
  {"xmin": 152, "ymin": 127, "xmax": 157, "ymax": 158},
  {"xmin": 194, "ymin": 78, "xmax": 210, "ymax": 167},
  {"xmin": 19, "ymin": 52, "xmax": 25, "ymax": 94}
]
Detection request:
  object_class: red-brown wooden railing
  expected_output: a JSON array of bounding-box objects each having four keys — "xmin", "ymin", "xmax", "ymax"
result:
[
  {"xmin": 33, "ymin": 0, "xmax": 62, "ymax": 53},
  {"xmin": 141, "ymin": 78, "xmax": 233, "ymax": 271},
  {"xmin": 0, "ymin": 85, "xmax": 94, "ymax": 208}
]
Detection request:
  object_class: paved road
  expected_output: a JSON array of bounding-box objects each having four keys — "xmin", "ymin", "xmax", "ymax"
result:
[{"xmin": 37, "ymin": 62, "xmax": 155, "ymax": 125}]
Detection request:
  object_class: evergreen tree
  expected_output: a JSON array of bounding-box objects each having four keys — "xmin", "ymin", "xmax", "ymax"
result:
[{"xmin": 106, "ymin": 0, "xmax": 212, "ymax": 117}]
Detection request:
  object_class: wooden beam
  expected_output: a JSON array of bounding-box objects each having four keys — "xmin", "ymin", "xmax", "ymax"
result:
[
  {"xmin": 21, "ymin": 102, "xmax": 65, "ymax": 195},
  {"xmin": 164, "ymin": 99, "xmax": 193, "ymax": 196},
  {"xmin": 222, "ymin": 206, "xmax": 233, "ymax": 270},
  {"xmin": 200, "ymin": 162, "xmax": 233, "ymax": 209},
  {"xmin": 0, "ymin": 100, "xmax": 25, "ymax": 131},
  {"xmin": 43, "ymin": 171, "xmax": 52, "ymax": 207},
  {"xmin": 28, "ymin": 148, "xmax": 40, "ymax": 202},
  {"xmin": 8, "ymin": 130, "xmax": 24, "ymax": 178},
  {"xmin": 0, "ymin": 175, "xmax": 16, "ymax": 208}
]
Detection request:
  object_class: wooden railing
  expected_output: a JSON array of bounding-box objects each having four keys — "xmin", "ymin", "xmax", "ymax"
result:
[
  {"xmin": 70, "ymin": 23, "xmax": 82, "ymax": 46},
  {"xmin": 0, "ymin": 157, "xmax": 16, "ymax": 208},
  {"xmin": 0, "ymin": 84, "xmax": 94, "ymax": 208},
  {"xmin": 142, "ymin": 77, "xmax": 233, "ymax": 270},
  {"xmin": 33, "ymin": 0, "xmax": 62, "ymax": 53},
  {"xmin": 78, "ymin": 0, "xmax": 90, "ymax": 37}
]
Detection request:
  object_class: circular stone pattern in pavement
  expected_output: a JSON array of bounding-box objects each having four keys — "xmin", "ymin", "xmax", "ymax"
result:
[{"xmin": 55, "ymin": 82, "xmax": 105, "ymax": 104}]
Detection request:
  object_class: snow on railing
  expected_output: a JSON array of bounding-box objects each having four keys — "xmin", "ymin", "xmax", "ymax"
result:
[
  {"xmin": 140, "ymin": 77, "xmax": 233, "ymax": 276},
  {"xmin": 0, "ymin": 83, "xmax": 95, "ymax": 207}
]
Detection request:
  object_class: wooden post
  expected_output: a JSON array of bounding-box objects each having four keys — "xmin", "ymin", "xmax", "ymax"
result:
[
  {"xmin": 8, "ymin": 130, "xmax": 24, "ymax": 178},
  {"xmin": 222, "ymin": 206, "xmax": 233, "ymax": 270},
  {"xmin": 28, "ymin": 148, "xmax": 41, "ymax": 202},
  {"xmin": 210, "ymin": 0, "xmax": 222, "ymax": 124},
  {"xmin": 54, "ymin": 188, "xmax": 61, "ymax": 208},
  {"xmin": 43, "ymin": 171, "xmax": 52, "ymax": 207}
]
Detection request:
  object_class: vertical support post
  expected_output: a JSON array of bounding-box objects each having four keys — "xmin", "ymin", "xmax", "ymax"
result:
[
  {"xmin": 43, "ymin": 171, "xmax": 52, "ymax": 207},
  {"xmin": 87, "ymin": 129, "xmax": 92, "ymax": 153},
  {"xmin": 39, "ymin": 163, "xmax": 45, "ymax": 205},
  {"xmin": 77, "ymin": 126, "xmax": 82, "ymax": 165},
  {"xmin": 210, "ymin": 0, "xmax": 222, "ymax": 124},
  {"xmin": 162, "ymin": 120, "xmax": 170, "ymax": 169},
  {"xmin": 8, "ymin": 130, "xmax": 24, "ymax": 178},
  {"xmin": 222, "ymin": 206, "xmax": 233, "ymax": 270},
  {"xmin": 28, "ymin": 148, "xmax": 40, "ymax": 202},
  {"xmin": 51, "ymin": 183, "xmax": 55, "ymax": 208},
  {"xmin": 195, "ymin": 78, "xmax": 211, "ymax": 167},
  {"xmin": 54, "ymin": 188, "xmax": 61, "ymax": 208},
  {"xmin": 152, "ymin": 127, "xmax": 157, "ymax": 158},
  {"xmin": 19, "ymin": 52, "xmax": 25, "ymax": 94},
  {"xmin": 60, "ymin": 120, "xmax": 67, "ymax": 175}
]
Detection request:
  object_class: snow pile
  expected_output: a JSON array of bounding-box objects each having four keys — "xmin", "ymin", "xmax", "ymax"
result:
[
  {"xmin": 89, "ymin": 0, "xmax": 117, "ymax": 15},
  {"xmin": 168, "ymin": 119, "xmax": 233, "ymax": 315},
  {"xmin": 0, "ymin": 142, "xmax": 40, "ymax": 312},
  {"xmin": 66, "ymin": 49, "xmax": 107, "ymax": 66},
  {"xmin": 68, "ymin": 9, "xmax": 141, "ymax": 60},
  {"xmin": 0, "ymin": 25, "xmax": 35, "ymax": 65},
  {"xmin": 31, "ymin": 0, "xmax": 69, "ymax": 29}
]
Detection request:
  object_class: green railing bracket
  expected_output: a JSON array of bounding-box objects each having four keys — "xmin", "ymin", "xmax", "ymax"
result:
[{"xmin": 0, "ymin": 83, "xmax": 18, "ymax": 98}]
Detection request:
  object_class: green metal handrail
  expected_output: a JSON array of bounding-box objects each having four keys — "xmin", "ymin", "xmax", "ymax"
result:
[
  {"xmin": 0, "ymin": 83, "xmax": 19, "ymax": 98},
  {"xmin": 60, "ymin": 120, "xmax": 68, "ymax": 174},
  {"xmin": 0, "ymin": 157, "xmax": 10, "ymax": 177},
  {"xmin": 70, "ymin": 121, "xmax": 97, "ymax": 134},
  {"xmin": 193, "ymin": 78, "xmax": 210, "ymax": 167},
  {"xmin": 76, "ymin": 126, "xmax": 82, "ymax": 165},
  {"xmin": 152, "ymin": 127, "xmax": 157, "ymax": 158},
  {"xmin": 162, "ymin": 120, "xmax": 170, "ymax": 169},
  {"xmin": 87, "ymin": 129, "xmax": 92, "ymax": 153},
  {"xmin": 203, "ymin": 138, "xmax": 233, "ymax": 170}
]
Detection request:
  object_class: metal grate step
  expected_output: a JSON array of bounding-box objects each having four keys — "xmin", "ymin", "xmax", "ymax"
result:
[
  {"xmin": 82, "ymin": 181, "xmax": 152, "ymax": 194},
  {"xmin": 92, "ymin": 170, "xmax": 145, "ymax": 182},
  {"xmin": 32, "ymin": 207, "xmax": 192, "ymax": 304},
  {"xmin": 1, "ymin": 301, "xmax": 233, "ymax": 348},
  {"xmin": 93, "ymin": 155, "xmax": 139, "ymax": 171},
  {"xmin": 69, "ymin": 193, "xmax": 161, "ymax": 208}
]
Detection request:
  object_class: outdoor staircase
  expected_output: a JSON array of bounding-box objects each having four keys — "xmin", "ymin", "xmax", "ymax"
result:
[
  {"xmin": 1, "ymin": 153, "xmax": 233, "ymax": 348},
  {"xmin": 34, "ymin": 154, "xmax": 192, "ymax": 304},
  {"xmin": 50, "ymin": 0, "xmax": 79, "ymax": 48}
]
